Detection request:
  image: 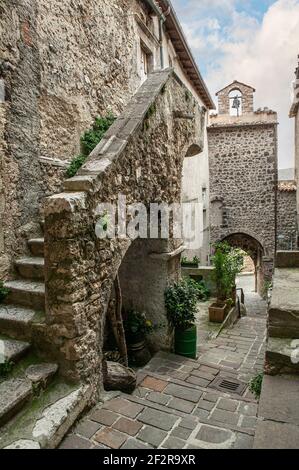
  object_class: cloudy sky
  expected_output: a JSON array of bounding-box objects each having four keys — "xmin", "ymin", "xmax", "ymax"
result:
[{"xmin": 171, "ymin": 0, "xmax": 299, "ymax": 169}]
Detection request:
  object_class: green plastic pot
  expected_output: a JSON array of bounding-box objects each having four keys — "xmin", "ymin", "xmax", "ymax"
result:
[{"xmin": 174, "ymin": 325, "xmax": 197, "ymax": 359}]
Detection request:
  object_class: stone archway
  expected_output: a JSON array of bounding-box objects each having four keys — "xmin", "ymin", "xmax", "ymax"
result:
[
  {"xmin": 221, "ymin": 232, "xmax": 265, "ymax": 294},
  {"xmin": 43, "ymin": 70, "xmax": 205, "ymax": 398}
]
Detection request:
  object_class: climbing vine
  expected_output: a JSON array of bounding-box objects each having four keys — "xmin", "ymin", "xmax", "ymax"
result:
[{"xmin": 66, "ymin": 113, "xmax": 116, "ymax": 178}]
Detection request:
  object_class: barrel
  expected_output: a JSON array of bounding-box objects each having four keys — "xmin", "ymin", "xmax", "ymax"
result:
[{"xmin": 174, "ymin": 325, "xmax": 197, "ymax": 359}]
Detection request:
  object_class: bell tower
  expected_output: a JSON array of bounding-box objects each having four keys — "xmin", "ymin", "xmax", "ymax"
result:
[{"xmin": 216, "ymin": 80, "xmax": 255, "ymax": 115}]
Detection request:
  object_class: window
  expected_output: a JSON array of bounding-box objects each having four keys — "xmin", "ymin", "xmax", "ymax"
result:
[{"xmin": 140, "ymin": 47, "xmax": 149, "ymax": 83}]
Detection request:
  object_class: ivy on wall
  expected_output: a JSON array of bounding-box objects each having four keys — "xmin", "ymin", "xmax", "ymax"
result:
[{"xmin": 66, "ymin": 113, "xmax": 116, "ymax": 178}]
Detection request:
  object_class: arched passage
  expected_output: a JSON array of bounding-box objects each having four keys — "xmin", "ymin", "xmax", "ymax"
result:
[{"xmin": 221, "ymin": 233, "xmax": 265, "ymax": 294}]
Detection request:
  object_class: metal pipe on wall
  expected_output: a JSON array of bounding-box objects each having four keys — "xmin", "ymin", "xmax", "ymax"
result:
[{"xmin": 144, "ymin": 0, "xmax": 166, "ymax": 70}]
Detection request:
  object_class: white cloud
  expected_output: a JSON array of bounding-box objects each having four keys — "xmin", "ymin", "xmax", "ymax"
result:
[{"xmin": 174, "ymin": 0, "xmax": 299, "ymax": 168}]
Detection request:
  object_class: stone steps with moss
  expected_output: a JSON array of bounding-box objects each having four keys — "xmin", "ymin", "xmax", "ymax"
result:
[
  {"xmin": 0, "ymin": 361, "xmax": 57, "ymax": 429},
  {"xmin": 0, "ymin": 377, "xmax": 91, "ymax": 449}
]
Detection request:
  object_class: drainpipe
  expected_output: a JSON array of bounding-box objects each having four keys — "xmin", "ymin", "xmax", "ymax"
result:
[{"xmin": 144, "ymin": 0, "xmax": 166, "ymax": 70}]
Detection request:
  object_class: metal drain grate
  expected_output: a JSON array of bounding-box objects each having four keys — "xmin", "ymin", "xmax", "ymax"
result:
[{"xmin": 208, "ymin": 376, "xmax": 247, "ymax": 396}]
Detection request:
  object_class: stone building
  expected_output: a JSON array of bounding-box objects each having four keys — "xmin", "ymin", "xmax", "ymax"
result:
[
  {"xmin": 277, "ymin": 169, "xmax": 297, "ymax": 251},
  {"xmin": 0, "ymin": 0, "xmax": 214, "ymax": 445},
  {"xmin": 208, "ymin": 80, "xmax": 278, "ymax": 293},
  {"xmin": 0, "ymin": 0, "xmax": 213, "ymax": 279},
  {"xmin": 290, "ymin": 55, "xmax": 299, "ymax": 234}
]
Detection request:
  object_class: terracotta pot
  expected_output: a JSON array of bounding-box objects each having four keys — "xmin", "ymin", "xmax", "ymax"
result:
[{"xmin": 209, "ymin": 301, "xmax": 228, "ymax": 323}]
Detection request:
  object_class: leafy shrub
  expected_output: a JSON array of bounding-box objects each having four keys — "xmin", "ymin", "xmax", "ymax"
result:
[
  {"xmin": 181, "ymin": 256, "xmax": 200, "ymax": 266},
  {"xmin": 211, "ymin": 242, "xmax": 244, "ymax": 301},
  {"xmin": 123, "ymin": 310, "xmax": 161, "ymax": 339},
  {"xmin": 191, "ymin": 279, "xmax": 210, "ymax": 301},
  {"xmin": 66, "ymin": 113, "xmax": 116, "ymax": 178},
  {"xmin": 0, "ymin": 281, "xmax": 9, "ymax": 303},
  {"xmin": 81, "ymin": 114, "xmax": 116, "ymax": 155},
  {"xmin": 164, "ymin": 278, "xmax": 198, "ymax": 331},
  {"xmin": 66, "ymin": 154, "xmax": 87, "ymax": 178},
  {"xmin": 249, "ymin": 373, "xmax": 263, "ymax": 399}
]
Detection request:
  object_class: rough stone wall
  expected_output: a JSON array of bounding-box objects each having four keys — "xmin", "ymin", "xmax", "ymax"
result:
[
  {"xmin": 42, "ymin": 71, "xmax": 204, "ymax": 397},
  {"xmin": 217, "ymin": 81, "xmax": 255, "ymax": 115},
  {"xmin": 0, "ymin": 0, "xmax": 144, "ymax": 278},
  {"xmin": 208, "ymin": 121, "xmax": 278, "ymax": 263},
  {"xmin": 277, "ymin": 186, "xmax": 297, "ymax": 250},
  {"xmin": 296, "ymin": 112, "xmax": 299, "ymax": 224}
]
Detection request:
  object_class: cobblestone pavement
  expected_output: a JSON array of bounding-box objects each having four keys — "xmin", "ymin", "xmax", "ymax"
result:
[{"xmin": 60, "ymin": 293, "xmax": 267, "ymax": 450}]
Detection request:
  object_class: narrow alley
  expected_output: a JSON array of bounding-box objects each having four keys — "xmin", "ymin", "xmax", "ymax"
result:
[{"xmin": 60, "ymin": 285, "xmax": 267, "ymax": 450}]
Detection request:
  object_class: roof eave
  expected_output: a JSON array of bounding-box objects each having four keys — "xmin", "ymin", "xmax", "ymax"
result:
[{"xmin": 157, "ymin": 0, "xmax": 215, "ymax": 110}]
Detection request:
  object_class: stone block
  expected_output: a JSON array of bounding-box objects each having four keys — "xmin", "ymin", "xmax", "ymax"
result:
[
  {"xmin": 113, "ymin": 417, "xmax": 142, "ymax": 436},
  {"xmin": 162, "ymin": 436, "xmax": 185, "ymax": 449},
  {"xmin": 103, "ymin": 398, "xmax": 144, "ymax": 418},
  {"xmin": 59, "ymin": 434, "xmax": 92, "ymax": 449},
  {"xmin": 138, "ymin": 425, "xmax": 167, "ymax": 447},
  {"xmin": 196, "ymin": 425, "xmax": 234, "ymax": 444},
  {"xmin": 94, "ymin": 428, "xmax": 127, "ymax": 449},
  {"xmin": 164, "ymin": 383, "xmax": 202, "ymax": 403},
  {"xmin": 137, "ymin": 407, "xmax": 178, "ymax": 431},
  {"xmin": 140, "ymin": 376, "xmax": 168, "ymax": 392},
  {"xmin": 254, "ymin": 420, "xmax": 299, "ymax": 449},
  {"xmin": 89, "ymin": 409, "xmax": 119, "ymax": 426},
  {"xmin": 217, "ymin": 398, "xmax": 239, "ymax": 412},
  {"xmin": 210, "ymin": 409, "xmax": 239, "ymax": 426},
  {"xmin": 167, "ymin": 397, "xmax": 195, "ymax": 413},
  {"xmin": 75, "ymin": 419, "xmax": 102, "ymax": 439}
]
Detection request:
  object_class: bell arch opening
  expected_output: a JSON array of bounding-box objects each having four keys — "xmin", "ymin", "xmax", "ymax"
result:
[{"xmin": 229, "ymin": 89, "xmax": 243, "ymax": 117}]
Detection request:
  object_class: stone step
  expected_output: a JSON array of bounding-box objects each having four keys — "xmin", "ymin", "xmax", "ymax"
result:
[
  {"xmin": 0, "ymin": 363, "xmax": 58, "ymax": 427},
  {"xmin": 268, "ymin": 268, "xmax": 299, "ymax": 338},
  {"xmin": 254, "ymin": 374, "xmax": 299, "ymax": 448},
  {"xmin": 0, "ymin": 305, "xmax": 44, "ymax": 339},
  {"xmin": 0, "ymin": 378, "xmax": 32, "ymax": 426},
  {"xmin": 4, "ymin": 280, "xmax": 45, "ymax": 310},
  {"xmin": 0, "ymin": 382, "xmax": 91, "ymax": 449},
  {"xmin": 28, "ymin": 238, "xmax": 44, "ymax": 257},
  {"xmin": 265, "ymin": 336, "xmax": 299, "ymax": 374},
  {"xmin": 15, "ymin": 257, "xmax": 44, "ymax": 281},
  {"xmin": 0, "ymin": 337, "xmax": 30, "ymax": 364}
]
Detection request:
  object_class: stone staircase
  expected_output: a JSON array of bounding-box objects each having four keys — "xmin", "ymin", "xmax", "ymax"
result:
[
  {"xmin": 265, "ymin": 251, "xmax": 299, "ymax": 374},
  {"xmin": 0, "ymin": 229, "xmax": 90, "ymax": 449}
]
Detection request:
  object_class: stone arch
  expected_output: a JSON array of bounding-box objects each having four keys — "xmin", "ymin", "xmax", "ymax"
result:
[
  {"xmin": 44, "ymin": 70, "xmax": 204, "ymax": 394},
  {"xmin": 221, "ymin": 232, "xmax": 265, "ymax": 294}
]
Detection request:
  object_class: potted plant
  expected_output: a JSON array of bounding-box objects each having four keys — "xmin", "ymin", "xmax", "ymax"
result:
[
  {"xmin": 181, "ymin": 256, "xmax": 200, "ymax": 268},
  {"xmin": 164, "ymin": 278, "xmax": 199, "ymax": 359},
  {"xmin": 209, "ymin": 242, "xmax": 244, "ymax": 323},
  {"xmin": 123, "ymin": 310, "xmax": 156, "ymax": 367}
]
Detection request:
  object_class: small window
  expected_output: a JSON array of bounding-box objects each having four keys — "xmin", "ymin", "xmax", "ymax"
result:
[{"xmin": 140, "ymin": 47, "xmax": 149, "ymax": 83}]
